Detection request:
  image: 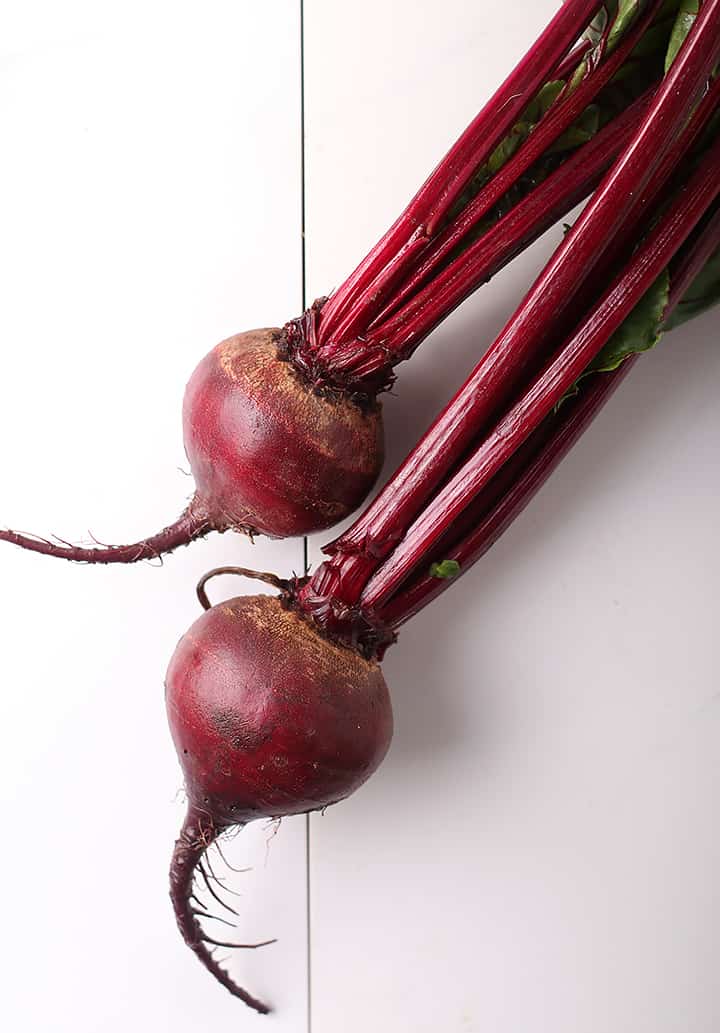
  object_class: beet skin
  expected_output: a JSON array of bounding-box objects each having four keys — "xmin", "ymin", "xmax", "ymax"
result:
[
  {"xmin": 166, "ymin": 592, "xmax": 392, "ymax": 1010},
  {"xmin": 183, "ymin": 329, "xmax": 384, "ymax": 538},
  {"xmin": 0, "ymin": 328, "xmax": 384, "ymax": 561}
]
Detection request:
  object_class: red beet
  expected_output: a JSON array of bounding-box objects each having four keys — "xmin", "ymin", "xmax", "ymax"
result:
[
  {"xmin": 183, "ymin": 330, "xmax": 384, "ymax": 538},
  {"xmin": 0, "ymin": 329, "xmax": 384, "ymax": 561},
  {"xmin": 166, "ymin": 578, "xmax": 392, "ymax": 1012},
  {"xmin": 0, "ymin": 1, "xmax": 667, "ymax": 561}
]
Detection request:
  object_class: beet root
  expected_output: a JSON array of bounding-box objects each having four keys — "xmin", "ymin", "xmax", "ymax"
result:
[
  {"xmin": 183, "ymin": 329, "xmax": 384, "ymax": 538},
  {"xmin": 166, "ymin": 591, "xmax": 393, "ymax": 1007},
  {"xmin": 0, "ymin": 328, "xmax": 384, "ymax": 562},
  {"xmin": 169, "ymin": 809, "xmax": 277, "ymax": 1013}
]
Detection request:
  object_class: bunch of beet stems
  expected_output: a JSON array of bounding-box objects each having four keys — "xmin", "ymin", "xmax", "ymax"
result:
[
  {"xmin": 296, "ymin": 2, "xmax": 720, "ymax": 649},
  {"xmin": 165, "ymin": 9, "xmax": 720, "ymax": 1014},
  {"xmin": 382, "ymin": 201, "xmax": 720, "ymax": 627},
  {"xmin": 289, "ymin": 0, "xmax": 672, "ymax": 393},
  {"xmin": 0, "ymin": 0, "xmax": 690, "ymax": 557}
]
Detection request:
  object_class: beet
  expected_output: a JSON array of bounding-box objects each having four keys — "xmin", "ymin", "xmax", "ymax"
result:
[
  {"xmin": 166, "ymin": 586, "xmax": 392, "ymax": 1011},
  {"xmin": 0, "ymin": 1, "xmax": 669, "ymax": 561},
  {"xmin": 0, "ymin": 329, "xmax": 384, "ymax": 562},
  {"xmin": 169, "ymin": 81, "xmax": 720, "ymax": 1010},
  {"xmin": 183, "ymin": 329, "xmax": 384, "ymax": 538}
]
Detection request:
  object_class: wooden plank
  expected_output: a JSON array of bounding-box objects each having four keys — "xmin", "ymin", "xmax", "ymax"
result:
[
  {"xmin": 0, "ymin": 3, "xmax": 307, "ymax": 1029},
  {"xmin": 303, "ymin": 3, "xmax": 720, "ymax": 1030}
]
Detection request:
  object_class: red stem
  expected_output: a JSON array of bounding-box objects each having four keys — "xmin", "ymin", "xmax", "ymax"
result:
[
  {"xmin": 381, "ymin": 201, "xmax": 720, "ymax": 628},
  {"xmin": 324, "ymin": 6, "xmax": 720, "ymax": 591},
  {"xmin": 552, "ymin": 38, "xmax": 594, "ymax": 83},
  {"xmin": 320, "ymin": 0, "xmax": 664, "ymax": 359},
  {"xmin": 380, "ymin": 359, "xmax": 636, "ymax": 628},
  {"xmin": 372, "ymin": 68, "xmax": 720, "ymax": 370},
  {"xmin": 668, "ymin": 203, "xmax": 720, "ymax": 311},
  {"xmin": 359, "ymin": 133, "xmax": 720, "ymax": 610},
  {"xmin": 334, "ymin": 92, "xmax": 653, "ymax": 385},
  {"xmin": 316, "ymin": 0, "xmax": 605, "ymax": 346},
  {"xmin": 373, "ymin": 5, "xmax": 681, "ymax": 338}
]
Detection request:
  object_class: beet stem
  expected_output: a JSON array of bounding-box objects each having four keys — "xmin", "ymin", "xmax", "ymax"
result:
[
  {"xmin": 169, "ymin": 808, "xmax": 272, "ymax": 1014},
  {"xmin": 360, "ymin": 131, "xmax": 720, "ymax": 609},
  {"xmin": 350, "ymin": 92, "xmax": 654, "ymax": 378},
  {"xmin": 316, "ymin": 0, "xmax": 605, "ymax": 345},
  {"xmin": 323, "ymin": 9, "xmax": 720, "ymax": 594},
  {"xmin": 0, "ymin": 500, "xmax": 213, "ymax": 564},
  {"xmin": 668, "ymin": 204, "xmax": 720, "ymax": 312},
  {"xmin": 367, "ymin": 89, "xmax": 652, "ymax": 335},
  {"xmin": 381, "ymin": 360, "xmax": 636, "ymax": 627},
  {"xmin": 550, "ymin": 37, "xmax": 594, "ymax": 84},
  {"xmin": 381, "ymin": 198, "xmax": 720, "ymax": 627},
  {"xmin": 320, "ymin": 0, "xmax": 663, "ymax": 356}
]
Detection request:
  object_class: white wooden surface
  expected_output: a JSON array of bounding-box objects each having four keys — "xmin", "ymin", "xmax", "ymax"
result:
[
  {"xmin": 304, "ymin": 3, "xmax": 720, "ymax": 1032},
  {"xmin": 1, "ymin": 3, "xmax": 719, "ymax": 1032},
  {"xmin": 0, "ymin": 3, "xmax": 307, "ymax": 1031}
]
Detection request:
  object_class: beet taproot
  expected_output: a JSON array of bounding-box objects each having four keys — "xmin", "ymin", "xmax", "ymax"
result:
[{"xmin": 0, "ymin": 329, "xmax": 383, "ymax": 561}]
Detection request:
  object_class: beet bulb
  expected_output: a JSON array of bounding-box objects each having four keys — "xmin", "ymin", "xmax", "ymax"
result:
[
  {"xmin": 166, "ymin": 571, "xmax": 393, "ymax": 1012},
  {"xmin": 0, "ymin": 328, "xmax": 384, "ymax": 562}
]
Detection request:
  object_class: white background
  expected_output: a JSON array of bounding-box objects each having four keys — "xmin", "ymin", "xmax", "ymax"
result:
[{"xmin": 1, "ymin": 2, "xmax": 718, "ymax": 1031}]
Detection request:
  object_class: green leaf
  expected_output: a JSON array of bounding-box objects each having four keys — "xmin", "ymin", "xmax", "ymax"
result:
[
  {"xmin": 657, "ymin": 0, "xmax": 686, "ymax": 20},
  {"xmin": 665, "ymin": 0, "xmax": 699, "ymax": 72},
  {"xmin": 578, "ymin": 1, "xmax": 675, "ymax": 94},
  {"xmin": 590, "ymin": 270, "xmax": 670, "ymax": 372},
  {"xmin": 560, "ymin": 270, "xmax": 670, "ymax": 404},
  {"xmin": 534, "ymin": 79, "xmax": 565, "ymax": 117},
  {"xmin": 584, "ymin": 4, "xmax": 611, "ymax": 49},
  {"xmin": 586, "ymin": 1, "xmax": 660, "ymax": 56},
  {"xmin": 549, "ymin": 104, "xmax": 600, "ymax": 152},
  {"xmin": 429, "ymin": 560, "xmax": 461, "ymax": 580},
  {"xmin": 449, "ymin": 1, "xmax": 680, "ymax": 259},
  {"xmin": 666, "ymin": 244, "xmax": 720, "ymax": 329},
  {"xmin": 487, "ymin": 124, "xmax": 529, "ymax": 174},
  {"xmin": 607, "ymin": 1, "xmax": 645, "ymax": 55},
  {"xmin": 486, "ymin": 81, "xmax": 564, "ymax": 175},
  {"xmin": 622, "ymin": 17, "xmax": 676, "ymax": 63}
]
